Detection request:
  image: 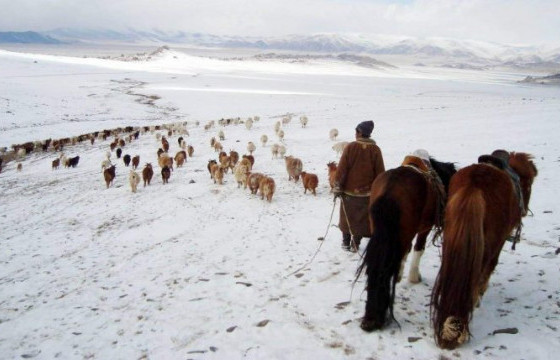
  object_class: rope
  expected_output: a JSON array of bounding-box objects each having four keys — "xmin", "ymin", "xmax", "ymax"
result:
[{"xmin": 285, "ymin": 198, "xmax": 337, "ymax": 277}]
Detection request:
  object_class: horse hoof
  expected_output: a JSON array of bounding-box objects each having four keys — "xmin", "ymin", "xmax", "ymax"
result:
[{"xmin": 360, "ymin": 319, "xmax": 381, "ymax": 332}]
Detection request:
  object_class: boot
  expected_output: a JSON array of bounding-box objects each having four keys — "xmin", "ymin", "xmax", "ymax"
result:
[
  {"xmin": 341, "ymin": 233, "xmax": 351, "ymax": 250},
  {"xmin": 350, "ymin": 236, "xmax": 362, "ymax": 252}
]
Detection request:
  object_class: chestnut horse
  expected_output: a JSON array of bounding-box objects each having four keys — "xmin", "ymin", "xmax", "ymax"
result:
[
  {"xmin": 357, "ymin": 155, "xmax": 457, "ymax": 331},
  {"xmin": 430, "ymin": 152, "xmax": 537, "ymax": 349}
]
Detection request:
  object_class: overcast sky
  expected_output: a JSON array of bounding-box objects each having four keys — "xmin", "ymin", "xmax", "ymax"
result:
[{"xmin": 1, "ymin": 0, "xmax": 559, "ymax": 45}]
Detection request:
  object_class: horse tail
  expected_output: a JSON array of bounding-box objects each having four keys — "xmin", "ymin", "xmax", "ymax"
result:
[
  {"xmin": 431, "ymin": 186, "xmax": 485, "ymax": 349},
  {"xmin": 357, "ymin": 194, "xmax": 402, "ymax": 330}
]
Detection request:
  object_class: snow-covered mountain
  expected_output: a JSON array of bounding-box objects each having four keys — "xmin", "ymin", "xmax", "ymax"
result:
[{"xmin": 3, "ymin": 28, "xmax": 560, "ymax": 70}]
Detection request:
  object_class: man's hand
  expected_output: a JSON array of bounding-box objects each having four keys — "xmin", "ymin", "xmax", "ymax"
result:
[{"xmin": 333, "ymin": 187, "xmax": 343, "ymax": 201}]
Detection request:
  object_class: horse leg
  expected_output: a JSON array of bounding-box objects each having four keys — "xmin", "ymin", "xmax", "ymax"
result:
[
  {"xmin": 408, "ymin": 230, "xmax": 429, "ymax": 284},
  {"xmin": 397, "ymin": 252, "xmax": 409, "ymax": 283}
]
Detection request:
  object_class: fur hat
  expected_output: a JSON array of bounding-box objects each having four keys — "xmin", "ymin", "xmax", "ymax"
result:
[{"xmin": 355, "ymin": 121, "xmax": 374, "ymax": 137}]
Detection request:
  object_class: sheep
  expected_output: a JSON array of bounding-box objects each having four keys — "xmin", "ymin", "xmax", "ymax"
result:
[
  {"xmin": 274, "ymin": 121, "xmax": 282, "ymax": 134},
  {"xmin": 278, "ymin": 145, "xmax": 286, "ymax": 158},
  {"xmin": 327, "ymin": 161, "xmax": 338, "ymax": 192},
  {"xmin": 301, "ymin": 171, "xmax": 319, "ymax": 195},
  {"xmin": 132, "ymin": 155, "xmax": 140, "ymax": 170},
  {"xmin": 239, "ymin": 157, "xmax": 252, "ymax": 172},
  {"xmin": 234, "ymin": 163, "xmax": 250, "ymax": 189},
  {"xmin": 300, "ymin": 115, "xmax": 308, "ymax": 128},
  {"xmin": 245, "ymin": 118, "xmax": 253, "ymax": 130},
  {"xmin": 282, "ymin": 115, "xmax": 292, "ymax": 125},
  {"xmin": 187, "ymin": 145, "xmax": 194, "ymax": 157},
  {"xmin": 247, "ymin": 141, "xmax": 256, "ymax": 155},
  {"xmin": 218, "ymin": 130, "xmax": 225, "ymax": 141},
  {"xmin": 142, "ymin": 163, "xmax": 153, "ymax": 186},
  {"xmin": 332, "ymin": 141, "xmax": 348, "ymax": 155},
  {"xmin": 129, "ymin": 170, "xmax": 141, "ymax": 193},
  {"xmin": 285, "ymin": 156, "xmax": 303, "ymax": 182},
  {"xmin": 103, "ymin": 165, "xmax": 116, "ymax": 188},
  {"xmin": 247, "ymin": 172, "xmax": 264, "ymax": 194},
  {"xmin": 259, "ymin": 176, "xmax": 276, "ymax": 202},
  {"xmin": 271, "ymin": 143, "xmax": 280, "ymax": 159},
  {"xmin": 277, "ymin": 129, "xmax": 285, "ymax": 142},
  {"xmin": 213, "ymin": 141, "xmax": 223, "ymax": 153},
  {"xmin": 118, "ymin": 139, "xmax": 125, "ymax": 147},
  {"xmin": 242, "ymin": 154, "xmax": 254, "ymax": 168},
  {"xmin": 219, "ymin": 155, "xmax": 231, "ymax": 173},
  {"xmin": 161, "ymin": 166, "xmax": 171, "ymax": 184},
  {"xmin": 260, "ymin": 134, "xmax": 268, "ymax": 147},
  {"xmin": 177, "ymin": 136, "xmax": 184, "ymax": 146},
  {"xmin": 180, "ymin": 139, "xmax": 187, "ymax": 150},
  {"xmin": 329, "ymin": 128, "xmax": 339, "ymax": 141},
  {"xmin": 123, "ymin": 154, "xmax": 131, "ymax": 167}
]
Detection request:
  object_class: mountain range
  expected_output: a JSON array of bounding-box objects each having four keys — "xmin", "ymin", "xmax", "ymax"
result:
[{"xmin": 2, "ymin": 29, "xmax": 560, "ymax": 70}]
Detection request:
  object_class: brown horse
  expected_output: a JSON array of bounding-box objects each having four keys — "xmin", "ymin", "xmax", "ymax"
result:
[
  {"xmin": 430, "ymin": 151, "xmax": 537, "ymax": 349},
  {"xmin": 357, "ymin": 155, "xmax": 457, "ymax": 331}
]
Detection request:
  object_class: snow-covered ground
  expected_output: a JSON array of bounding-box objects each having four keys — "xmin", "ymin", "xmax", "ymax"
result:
[{"xmin": 0, "ymin": 46, "xmax": 559, "ymax": 359}]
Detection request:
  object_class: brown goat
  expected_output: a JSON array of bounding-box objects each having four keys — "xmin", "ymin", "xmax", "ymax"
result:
[
  {"xmin": 103, "ymin": 165, "xmax": 116, "ymax": 188},
  {"xmin": 175, "ymin": 151, "xmax": 186, "ymax": 167},
  {"xmin": 187, "ymin": 145, "xmax": 194, "ymax": 157},
  {"xmin": 210, "ymin": 163, "xmax": 224, "ymax": 185},
  {"xmin": 301, "ymin": 171, "xmax": 319, "ymax": 195},
  {"xmin": 259, "ymin": 176, "xmax": 276, "ymax": 202},
  {"xmin": 132, "ymin": 155, "xmax": 140, "ymax": 170},
  {"xmin": 247, "ymin": 172, "xmax": 264, "ymax": 194},
  {"xmin": 142, "ymin": 163, "xmax": 153, "ymax": 186},
  {"xmin": 52, "ymin": 158, "xmax": 60, "ymax": 170},
  {"xmin": 161, "ymin": 165, "xmax": 171, "ymax": 184},
  {"xmin": 242, "ymin": 154, "xmax": 255, "ymax": 167}
]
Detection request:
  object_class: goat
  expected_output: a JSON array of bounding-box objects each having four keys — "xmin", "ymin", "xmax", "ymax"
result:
[
  {"xmin": 161, "ymin": 166, "xmax": 171, "ymax": 184},
  {"xmin": 175, "ymin": 151, "xmax": 187, "ymax": 167},
  {"xmin": 278, "ymin": 145, "xmax": 286, "ymax": 158},
  {"xmin": 187, "ymin": 145, "xmax": 194, "ymax": 157},
  {"xmin": 285, "ymin": 156, "xmax": 303, "ymax": 182},
  {"xmin": 219, "ymin": 155, "xmax": 231, "ymax": 173},
  {"xmin": 260, "ymin": 134, "xmax": 268, "ymax": 147},
  {"xmin": 242, "ymin": 154, "xmax": 255, "ymax": 168},
  {"xmin": 68, "ymin": 156, "xmax": 80, "ymax": 168},
  {"xmin": 259, "ymin": 176, "xmax": 276, "ymax": 202},
  {"xmin": 123, "ymin": 154, "xmax": 131, "ymax": 167},
  {"xmin": 329, "ymin": 128, "xmax": 339, "ymax": 141},
  {"xmin": 247, "ymin": 172, "xmax": 264, "ymax": 194},
  {"xmin": 207, "ymin": 160, "xmax": 217, "ymax": 178},
  {"xmin": 158, "ymin": 153, "xmax": 173, "ymax": 171},
  {"xmin": 218, "ymin": 130, "xmax": 225, "ymax": 141},
  {"xmin": 229, "ymin": 150, "xmax": 239, "ymax": 169},
  {"xmin": 103, "ymin": 165, "xmax": 116, "ymax": 188},
  {"xmin": 129, "ymin": 170, "xmax": 141, "ymax": 193},
  {"xmin": 132, "ymin": 155, "xmax": 140, "ymax": 170},
  {"xmin": 274, "ymin": 121, "xmax": 282, "ymax": 134},
  {"xmin": 161, "ymin": 137, "xmax": 169, "ymax": 152},
  {"xmin": 282, "ymin": 115, "xmax": 291, "ymax": 125},
  {"xmin": 210, "ymin": 163, "xmax": 224, "ymax": 185},
  {"xmin": 116, "ymin": 148, "xmax": 122, "ymax": 159},
  {"xmin": 239, "ymin": 157, "xmax": 252, "ymax": 172},
  {"xmin": 52, "ymin": 158, "xmax": 60, "ymax": 170},
  {"xmin": 301, "ymin": 171, "xmax": 319, "ymax": 195},
  {"xmin": 277, "ymin": 129, "xmax": 285, "ymax": 142},
  {"xmin": 327, "ymin": 161, "xmax": 338, "ymax": 192},
  {"xmin": 213, "ymin": 141, "xmax": 223, "ymax": 153},
  {"xmin": 142, "ymin": 163, "xmax": 154, "ymax": 186}
]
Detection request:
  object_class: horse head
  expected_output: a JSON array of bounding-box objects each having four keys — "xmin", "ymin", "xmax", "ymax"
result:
[{"xmin": 509, "ymin": 152, "xmax": 538, "ymax": 216}]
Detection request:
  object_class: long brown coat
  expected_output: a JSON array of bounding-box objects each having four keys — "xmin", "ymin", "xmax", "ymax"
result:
[{"xmin": 335, "ymin": 137, "xmax": 385, "ymax": 237}]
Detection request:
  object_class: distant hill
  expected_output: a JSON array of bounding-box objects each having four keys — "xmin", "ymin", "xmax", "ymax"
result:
[{"xmin": 0, "ymin": 31, "xmax": 62, "ymax": 44}]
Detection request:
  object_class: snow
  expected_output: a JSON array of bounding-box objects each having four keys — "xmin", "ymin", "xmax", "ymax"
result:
[{"xmin": 0, "ymin": 46, "xmax": 559, "ymax": 359}]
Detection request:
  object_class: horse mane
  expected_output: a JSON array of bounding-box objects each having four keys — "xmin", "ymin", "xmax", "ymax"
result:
[
  {"xmin": 510, "ymin": 152, "xmax": 538, "ymax": 178},
  {"xmin": 429, "ymin": 158, "xmax": 457, "ymax": 192}
]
